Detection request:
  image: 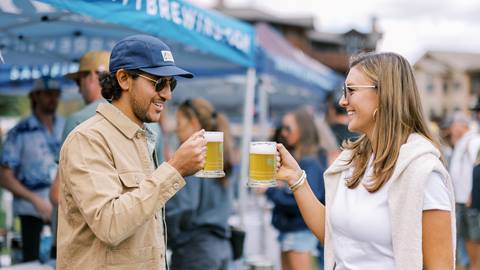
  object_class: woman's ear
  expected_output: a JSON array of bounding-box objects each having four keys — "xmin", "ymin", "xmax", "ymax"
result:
[
  {"xmin": 190, "ymin": 116, "xmax": 202, "ymax": 131},
  {"xmin": 115, "ymin": 69, "xmax": 130, "ymax": 91}
]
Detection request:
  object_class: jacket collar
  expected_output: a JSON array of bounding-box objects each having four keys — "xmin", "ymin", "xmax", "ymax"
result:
[{"xmin": 96, "ymin": 103, "xmax": 141, "ymax": 139}]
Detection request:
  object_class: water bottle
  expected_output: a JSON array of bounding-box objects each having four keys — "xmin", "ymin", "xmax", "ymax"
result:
[{"xmin": 39, "ymin": 225, "xmax": 52, "ymax": 263}]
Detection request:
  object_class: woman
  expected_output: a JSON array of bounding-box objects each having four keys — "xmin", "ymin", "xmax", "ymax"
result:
[
  {"xmin": 266, "ymin": 108, "xmax": 325, "ymax": 270},
  {"xmin": 166, "ymin": 98, "xmax": 234, "ymax": 270},
  {"xmin": 274, "ymin": 52, "xmax": 455, "ymax": 270}
]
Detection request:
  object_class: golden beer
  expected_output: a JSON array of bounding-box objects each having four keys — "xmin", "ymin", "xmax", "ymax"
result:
[
  {"xmin": 204, "ymin": 141, "xmax": 223, "ymax": 171},
  {"xmin": 248, "ymin": 142, "xmax": 277, "ymax": 187},
  {"xmin": 195, "ymin": 132, "xmax": 225, "ymax": 178}
]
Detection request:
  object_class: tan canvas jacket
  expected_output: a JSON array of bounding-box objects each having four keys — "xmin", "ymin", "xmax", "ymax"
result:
[{"xmin": 57, "ymin": 103, "xmax": 185, "ymax": 269}]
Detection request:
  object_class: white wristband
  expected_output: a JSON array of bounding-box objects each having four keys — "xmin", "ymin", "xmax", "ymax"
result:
[{"xmin": 289, "ymin": 170, "xmax": 306, "ymax": 192}]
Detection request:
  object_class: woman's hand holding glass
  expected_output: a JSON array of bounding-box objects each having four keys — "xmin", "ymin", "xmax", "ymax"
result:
[{"xmin": 275, "ymin": 143, "xmax": 303, "ymax": 186}]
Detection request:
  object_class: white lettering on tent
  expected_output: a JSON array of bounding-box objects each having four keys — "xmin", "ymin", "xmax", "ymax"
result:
[
  {"xmin": 10, "ymin": 63, "xmax": 79, "ymax": 81},
  {"xmin": 146, "ymin": 0, "xmax": 157, "ymax": 15},
  {"xmin": 20, "ymin": 68, "xmax": 31, "ymax": 80},
  {"xmin": 170, "ymin": 1, "xmax": 181, "ymax": 25},
  {"xmin": 181, "ymin": 6, "xmax": 197, "ymax": 30},
  {"xmin": 195, "ymin": 13, "xmax": 204, "ymax": 33},
  {"xmin": 31, "ymin": 67, "xmax": 41, "ymax": 79},
  {"xmin": 159, "ymin": 0, "xmax": 171, "ymax": 20},
  {"xmin": 129, "ymin": 0, "xmax": 252, "ymax": 56}
]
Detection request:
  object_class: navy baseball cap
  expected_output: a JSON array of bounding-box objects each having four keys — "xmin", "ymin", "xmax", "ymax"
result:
[{"xmin": 109, "ymin": 35, "xmax": 193, "ymax": 78}]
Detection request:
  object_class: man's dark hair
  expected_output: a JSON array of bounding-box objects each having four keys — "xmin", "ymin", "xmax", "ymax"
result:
[{"xmin": 99, "ymin": 70, "xmax": 139, "ymax": 101}]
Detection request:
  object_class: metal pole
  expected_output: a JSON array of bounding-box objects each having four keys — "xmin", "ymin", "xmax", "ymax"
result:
[{"xmin": 238, "ymin": 68, "xmax": 256, "ymax": 228}]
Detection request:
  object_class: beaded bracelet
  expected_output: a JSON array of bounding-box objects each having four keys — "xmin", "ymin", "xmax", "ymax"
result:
[{"xmin": 289, "ymin": 170, "xmax": 306, "ymax": 193}]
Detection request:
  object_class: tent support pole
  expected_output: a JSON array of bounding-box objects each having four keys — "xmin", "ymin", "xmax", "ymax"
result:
[{"xmin": 238, "ymin": 68, "xmax": 256, "ymax": 229}]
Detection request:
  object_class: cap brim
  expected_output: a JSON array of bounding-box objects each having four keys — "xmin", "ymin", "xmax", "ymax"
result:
[
  {"xmin": 139, "ymin": 65, "xmax": 194, "ymax": 78},
  {"xmin": 65, "ymin": 71, "xmax": 81, "ymax": 81}
]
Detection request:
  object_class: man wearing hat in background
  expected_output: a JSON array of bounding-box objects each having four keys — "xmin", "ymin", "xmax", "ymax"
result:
[
  {"xmin": 50, "ymin": 51, "xmax": 111, "ymax": 206},
  {"xmin": 56, "ymin": 35, "xmax": 206, "ymax": 269},
  {"xmin": 0, "ymin": 77, "xmax": 64, "ymax": 262},
  {"xmin": 62, "ymin": 50, "xmax": 110, "ymax": 138}
]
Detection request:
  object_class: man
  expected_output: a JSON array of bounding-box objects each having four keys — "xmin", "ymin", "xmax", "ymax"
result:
[
  {"xmin": 446, "ymin": 112, "xmax": 480, "ymax": 270},
  {"xmin": 50, "ymin": 50, "xmax": 110, "ymax": 205},
  {"xmin": 51, "ymin": 51, "xmax": 166, "ymax": 204},
  {"xmin": 0, "ymin": 77, "xmax": 64, "ymax": 262},
  {"xmin": 57, "ymin": 35, "xmax": 206, "ymax": 269},
  {"xmin": 62, "ymin": 50, "xmax": 110, "ymax": 137}
]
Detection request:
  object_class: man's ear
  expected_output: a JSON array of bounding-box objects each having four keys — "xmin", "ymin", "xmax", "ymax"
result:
[{"xmin": 115, "ymin": 69, "xmax": 130, "ymax": 91}]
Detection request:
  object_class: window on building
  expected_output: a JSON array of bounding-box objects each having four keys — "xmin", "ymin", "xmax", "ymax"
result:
[{"xmin": 426, "ymin": 75, "xmax": 434, "ymax": 93}]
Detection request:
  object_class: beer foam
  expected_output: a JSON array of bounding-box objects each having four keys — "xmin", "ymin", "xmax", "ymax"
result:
[
  {"xmin": 204, "ymin": 131, "xmax": 223, "ymax": 142},
  {"xmin": 250, "ymin": 142, "xmax": 276, "ymax": 154}
]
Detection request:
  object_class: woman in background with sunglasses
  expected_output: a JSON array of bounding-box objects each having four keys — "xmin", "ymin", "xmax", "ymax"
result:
[
  {"xmin": 274, "ymin": 52, "xmax": 455, "ymax": 270},
  {"xmin": 266, "ymin": 108, "xmax": 325, "ymax": 270},
  {"xmin": 166, "ymin": 98, "xmax": 235, "ymax": 270}
]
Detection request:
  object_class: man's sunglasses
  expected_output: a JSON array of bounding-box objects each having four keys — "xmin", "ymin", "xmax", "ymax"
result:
[{"xmin": 137, "ymin": 73, "xmax": 177, "ymax": 92}]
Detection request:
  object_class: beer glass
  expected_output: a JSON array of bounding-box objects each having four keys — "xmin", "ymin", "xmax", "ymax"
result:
[
  {"xmin": 248, "ymin": 141, "xmax": 277, "ymax": 187},
  {"xmin": 195, "ymin": 131, "xmax": 225, "ymax": 178}
]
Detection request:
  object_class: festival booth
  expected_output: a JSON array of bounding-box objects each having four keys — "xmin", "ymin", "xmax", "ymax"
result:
[
  {"xmin": 0, "ymin": 0, "xmax": 342, "ymax": 229},
  {"xmin": 0, "ymin": 0, "xmax": 258, "ymax": 230}
]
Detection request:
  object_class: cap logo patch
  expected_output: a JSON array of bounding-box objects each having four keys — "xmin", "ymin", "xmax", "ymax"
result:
[{"xmin": 162, "ymin": 51, "xmax": 174, "ymax": 62}]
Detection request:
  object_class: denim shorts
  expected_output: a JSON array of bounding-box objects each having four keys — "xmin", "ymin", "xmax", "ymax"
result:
[
  {"xmin": 457, "ymin": 203, "xmax": 480, "ymax": 241},
  {"xmin": 277, "ymin": 230, "xmax": 319, "ymax": 255}
]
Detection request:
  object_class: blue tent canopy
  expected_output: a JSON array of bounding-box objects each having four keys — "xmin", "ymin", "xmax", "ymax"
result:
[
  {"xmin": 0, "ymin": 0, "xmax": 255, "ymax": 94},
  {"xmin": 255, "ymin": 23, "xmax": 344, "ymax": 98},
  {"xmin": 39, "ymin": 0, "xmax": 255, "ymax": 67}
]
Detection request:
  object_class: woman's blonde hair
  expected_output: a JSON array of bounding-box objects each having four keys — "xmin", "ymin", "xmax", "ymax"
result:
[
  {"xmin": 178, "ymin": 98, "xmax": 234, "ymax": 185},
  {"xmin": 343, "ymin": 52, "xmax": 436, "ymax": 192}
]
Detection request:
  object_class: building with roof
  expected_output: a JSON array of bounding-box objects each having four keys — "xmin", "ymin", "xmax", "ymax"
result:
[
  {"xmin": 414, "ymin": 51, "xmax": 480, "ymax": 119},
  {"xmin": 214, "ymin": 2, "xmax": 383, "ymax": 74}
]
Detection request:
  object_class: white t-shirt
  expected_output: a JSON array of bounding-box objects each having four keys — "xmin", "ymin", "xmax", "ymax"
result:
[{"xmin": 329, "ymin": 160, "xmax": 451, "ymax": 270}]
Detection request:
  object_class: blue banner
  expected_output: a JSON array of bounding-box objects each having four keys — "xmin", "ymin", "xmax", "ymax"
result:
[{"xmin": 39, "ymin": 0, "xmax": 255, "ymax": 67}]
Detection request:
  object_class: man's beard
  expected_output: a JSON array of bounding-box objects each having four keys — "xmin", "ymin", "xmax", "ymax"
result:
[{"xmin": 131, "ymin": 96, "xmax": 154, "ymax": 123}]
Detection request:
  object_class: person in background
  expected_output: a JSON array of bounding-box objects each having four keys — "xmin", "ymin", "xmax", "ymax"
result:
[
  {"xmin": 469, "ymin": 150, "xmax": 480, "ymax": 270},
  {"xmin": 0, "ymin": 77, "xmax": 64, "ymax": 262},
  {"xmin": 266, "ymin": 108, "xmax": 325, "ymax": 270},
  {"xmin": 445, "ymin": 112, "xmax": 480, "ymax": 270},
  {"xmin": 326, "ymin": 91, "xmax": 358, "ymax": 147},
  {"xmin": 274, "ymin": 52, "xmax": 455, "ymax": 270},
  {"xmin": 56, "ymin": 34, "xmax": 204, "ymax": 269},
  {"xmin": 166, "ymin": 98, "xmax": 235, "ymax": 270}
]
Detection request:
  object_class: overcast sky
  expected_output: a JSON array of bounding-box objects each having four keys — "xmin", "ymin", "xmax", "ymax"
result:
[{"xmin": 190, "ymin": 0, "xmax": 480, "ymax": 63}]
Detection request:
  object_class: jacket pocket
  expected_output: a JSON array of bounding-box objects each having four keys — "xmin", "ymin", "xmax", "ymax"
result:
[
  {"xmin": 118, "ymin": 172, "xmax": 142, "ymax": 191},
  {"xmin": 106, "ymin": 245, "xmax": 162, "ymax": 266}
]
